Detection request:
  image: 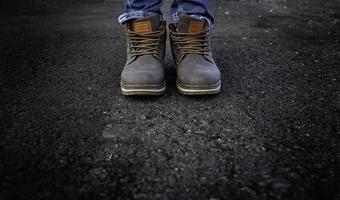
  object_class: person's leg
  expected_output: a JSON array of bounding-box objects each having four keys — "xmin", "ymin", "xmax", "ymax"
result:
[
  {"xmin": 169, "ymin": 0, "xmax": 221, "ymax": 95},
  {"xmin": 170, "ymin": 0, "xmax": 214, "ymax": 27},
  {"xmin": 118, "ymin": 0, "xmax": 167, "ymax": 95},
  {"xmin": 118, "ymin": 0, "xmax": 163, "ymax": 24}
]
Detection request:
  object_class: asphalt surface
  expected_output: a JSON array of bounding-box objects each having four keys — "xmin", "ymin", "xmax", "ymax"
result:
[{"xmin": 0, "ymin": 0, "xmax": 339, "ymax": 199}]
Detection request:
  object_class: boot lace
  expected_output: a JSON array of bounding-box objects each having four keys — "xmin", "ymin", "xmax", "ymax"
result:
[
  {"xmin": 171, "ymin": 29, "xmax": 210, "ymax": 59},
  {"xmin": 128, "ymin": 29, "xmax": 164, "ymax": 57}
]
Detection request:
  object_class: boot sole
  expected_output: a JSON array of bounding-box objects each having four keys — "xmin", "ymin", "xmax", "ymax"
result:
[
  {"xmin": 177, "ymin": 81, "xmax": 221, "ymax": 95},
  {"xmin": 121, "ymin": 82, "xmax": 166, "ymax": 96}
]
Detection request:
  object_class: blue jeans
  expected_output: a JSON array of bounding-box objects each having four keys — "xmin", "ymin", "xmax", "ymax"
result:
[{"xmin": 118, "ymin": 0, "xmax": 214, "ymax": 27}]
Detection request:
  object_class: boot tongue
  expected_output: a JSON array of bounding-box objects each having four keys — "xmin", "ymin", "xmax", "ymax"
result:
[
  {"xmin": 132, "ymin": 14, "xmax": 161, "ymax": 33},
  {"xmin": 177, "ymin": 14, "xmax": 207, "ymax": 33}
]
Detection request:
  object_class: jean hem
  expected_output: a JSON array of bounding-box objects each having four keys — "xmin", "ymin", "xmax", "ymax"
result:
[
  {"xmin": 171, "ymin": 13, "xmax": 213, "ymax": 28},
  {"xmin": 118, "ymin": 11, "xmax": 162, "ymax": 24}
]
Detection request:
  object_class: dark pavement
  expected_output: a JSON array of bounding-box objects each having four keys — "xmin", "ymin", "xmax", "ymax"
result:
[{"xmin": 0, "ymin": 0, "xmax": 339, "ymax": 199}]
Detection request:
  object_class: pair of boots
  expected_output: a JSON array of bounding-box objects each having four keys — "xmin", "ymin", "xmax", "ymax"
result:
[{"xmin": 120, "ymin": 14, "xmax": 221, "ymax": 95}]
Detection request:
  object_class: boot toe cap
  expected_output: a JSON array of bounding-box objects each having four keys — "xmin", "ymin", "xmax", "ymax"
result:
[
  {"xmin": 177, "ymin": 68, "xmax": 221, "ymax": 87},
  {"xmin": 121, "ymin": 70, "xmax": 165, "ymax": 87}
]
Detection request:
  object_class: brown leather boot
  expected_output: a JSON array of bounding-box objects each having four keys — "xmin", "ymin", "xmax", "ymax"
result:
[
  {"xmin": 170, "ymin": 14, "xmax": 221, "ymax": 95},
  {"xmin": 120, "ymin": 14, "xmax": 166, "ymax": 95}
]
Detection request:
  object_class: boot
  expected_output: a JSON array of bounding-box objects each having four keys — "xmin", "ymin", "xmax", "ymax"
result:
[
  {"xmin": 120, "ymin": 14, "xmax": 166, "ymax": 95},
  {"xmin": 170, "ymin": 14, "xmax": 221, "ymax": 95}
]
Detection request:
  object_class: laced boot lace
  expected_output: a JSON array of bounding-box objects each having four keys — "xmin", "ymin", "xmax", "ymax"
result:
[
  {"xmin": 171, "ymin": 29, "xmax": 209, "ymax": 60},
  {"xmin": 128, "ymin": 29, "xmax": 164, "ymax": 57}
]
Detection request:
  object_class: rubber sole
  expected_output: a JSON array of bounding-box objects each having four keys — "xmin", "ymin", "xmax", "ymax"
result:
[
  {"xmin": 121, "ymin": 82, "xmax": 166, "ymax": 96},
  {"xmin": 177, "ymin": 81, "xmax": 221, "ymax": 95}
]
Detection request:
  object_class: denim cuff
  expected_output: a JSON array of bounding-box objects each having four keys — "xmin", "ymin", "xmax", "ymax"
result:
[
  {"xmin": 118, "ymin": 11, "xmax": 163, "ymax": 24},
  {"xmin": 171, "ymin": 13, "xmax": 213, "ymax": 28},
  {"xmin": 189, "ymin": 14, "xmax": 213, "ymax": 28}
]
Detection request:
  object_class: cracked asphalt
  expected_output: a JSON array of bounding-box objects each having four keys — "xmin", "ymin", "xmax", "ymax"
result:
[{"xmin": 0, "ymin": 0, "xmax": 339, "ymax": 199}]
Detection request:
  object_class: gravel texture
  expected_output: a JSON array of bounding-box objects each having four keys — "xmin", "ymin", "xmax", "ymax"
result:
[{"xmin": 0, "ymin": 0, "xmax": 339, "ymax": 199}]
